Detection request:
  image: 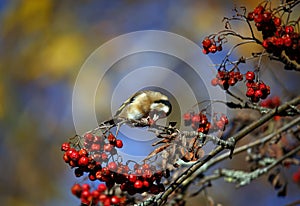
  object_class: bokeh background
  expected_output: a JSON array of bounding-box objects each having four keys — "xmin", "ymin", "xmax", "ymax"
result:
[{"xmin": 0, "ymin": 0, "xmax": 299, "ymax": 206}]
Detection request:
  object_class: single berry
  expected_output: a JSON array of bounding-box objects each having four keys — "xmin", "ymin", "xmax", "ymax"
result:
[
  {"xmin": 255, "ymin": 90, "xmax": 263, "ymax": 98},
  {"xmin": 208, "ymin": 45, "xmax": 217, "ymax": 53},
  {"xmin": 246, "ymin": 88, "xmax": 255, "ymax": 97},
  {"xmin": 128, "ymin": 174, "xmax": 137, "ymax": 183},
  {"xmin": 97, "ymin": 184, "xmax": 107, "ymax": 192},
  {"xmin": 108, "ymin": 162, "xmax": 118, "ymax": 171},
  {"xmin": 69, "ymin": 150, "xmax": 80, "ymax": 161},
  {"xmin": 111, "ymin": 196, "xmax": 120, "ymax": 205},
  {"xmin": 107, "ymin": 133, "xmax": 116, "ymax": 143},
  {"xmin": 84, "ymin": 133, "xmax": 94, "ymax": 142},
  {"xmin": 285, "ymin": 25, "xmax": 294, "ymax": 34},
  {"xmin": 211, "ymin": 78, "xmax": 218, "ymax": 86},
  {"xmin": 134, "ymin": 180, "xmax": 143, "ymax": 189},
  {"xmin": 245, "ymin": 71, "xmax": 255, "ymax": 81},
  {"xmin": 71, "ymin": 184, "xmax": 82, "ymax": 197},
  {"xmin": 191, "ymin": 115, "xmax": 200, "ymax": 123},
  {"xmin": 61, "ymin": 142, "xmax": 70, "ymax": 151},
  {"xmin": 253, "ymin": 6, "xmax": 264, "ymax": 15},
  {"xmin": 115, "ymin": 139, "xmax": 123, "ymax": 148},
  {"xmin": 78, "ymin": 148, "xmax": 88, "ymax": 157},
  {"xmin": 78, "ymin": 156, "xmax": 89, "ymax": 167},
  {"xmin": 202, "ymin": 38, "xmax": 212, "ymax": 48},
  {"xmin": 273, "ymin": 17, "xmax": 281, "ymax": 27}
]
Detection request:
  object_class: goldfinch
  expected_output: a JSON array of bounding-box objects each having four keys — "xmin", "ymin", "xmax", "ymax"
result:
[{"xmin": 114, "ymin": 90, "xmax": 172, "ymax": 121}]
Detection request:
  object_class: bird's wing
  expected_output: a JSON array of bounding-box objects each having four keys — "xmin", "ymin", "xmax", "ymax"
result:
[{"xmin": 114, "ymin": 90, "xmax": 147, "ymax": 116}]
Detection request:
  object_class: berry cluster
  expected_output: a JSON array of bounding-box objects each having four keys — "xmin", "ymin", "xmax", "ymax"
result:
[
  {"xmin": 245, "ymin": 71, "xmax": 270, "ymax": 102},
  {"xmin": 183, "ymin": 112, "xmax": 229, "ymax": 132},
  {"xmin": 71, "ymin": 183, "xmax": 125, "ymax": 206},
  {"xmin": 211, "ymin": 70, "xmax": 243, "ymax": 90},
  {"xmin": 202, "ymin": 37, "xmax": 223, "ymax": 54},
  {"xmin": 211, "ymin": 113, "xmax": 229, "ymax": 131},
  {"xmin": 260, "ymin": 96, "xmax": 281, "ymax": 108},
  {"xmin": 83, "ymin": 133, "xmax": 123, "ymax": 164},
  {"xmin": 183, "ymin": 112, "xmax": 211, "ymax": 133},
  {"xmin": 247, "ymin": 5, "xmax": 279, "ymax": 38},
  {"xmin": 62, "ymin": 132, "xmax": 167, "ymax": 205},
  {"xmin": 260, "ymin": 96, "xmax": 281, "ymax": 120},
  {"xmin": 248, "ymin": 5, "xmax": 300, "ymax": 64},
  {"xmin": 119, "ymin": 164, "xmax": 166, "ymax": 195}
]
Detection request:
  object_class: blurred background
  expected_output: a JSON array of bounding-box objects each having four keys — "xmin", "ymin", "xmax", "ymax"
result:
[{"xmin": 0, "ymin": 0, "xmax": 299, "ymax": 206}]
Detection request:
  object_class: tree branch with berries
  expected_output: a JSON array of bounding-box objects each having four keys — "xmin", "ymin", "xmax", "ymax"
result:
[{"xmin": 61, "ymin": 1, "xmax": 300, "ymax": 205}]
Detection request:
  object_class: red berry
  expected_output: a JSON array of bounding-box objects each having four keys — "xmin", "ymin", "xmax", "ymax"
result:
[
  {"xmin": 69, "ymin": 150, "xmax": 80, "ymax": 161},
  {"xmin": 216, "ymin": 120, "xmax": 225, "ymax": 130},
  {"xmin": 143, "ymin": 180, "xmax": 150, "ymax": 188},
  {"xmin": 254, "ymin": 6, "xmax": 264, "ymax": 15},
  {"xmin": 61, "ymin": 142, "xmax": 70, "ymax": 151},
  {"xmin": 211, "ymin": 78, "xmax": 218, "ymax": 86},
  {"xmin": 78, "ymin": 148, "xmax": 88, "ymax": 157},
  {"xmin": 81, "ymin": 190, "xmax": 90, "ymax": 199},
  {"xmin": 285, "ymin": 25, "xmax": 294, "ymax": 34},
  {"xmin": 245, "ymin": 71, "xmax": 255, "ymax": 81},
  {"xmin": 84, "ymin": 133, "xmax": 94, "ymax": 142},
  {"xmin": 111, "ymin": 196, "xmax": 120, "ymax": 205},
  {"xmin": 220, "ymin": 115, "xmax": 229, "ymax": 125},
  {"xmin": 292, "ymin": 171, "xmax": 300, "ymax": 183},
  {"xmin": 91, "ymin": 143, "xmax": 101, "ymax": 151},
  {"xmin": 228, "ymin": 78, "xmax": 236, "ymax": 86},
  {"xmin": 71, "ymin": 184, "xmax": 82, "ymax": 197},
  {"xmin": 262, "ymin": 12, "xmax": 272, "ymax": 22},
  {"xmin": 107, "ymin": 133, "xmax": 116, "ymax": 143},
  {"xmin": 115, "ymin": 139, "xmax": 123, "ymax": 148},
  {"xmin": 101, "ymin": 152, "xmax": 108, "ymax": 161},
  {"xmin": 273, "ymin": 17, "xmax": 281, "ymax": 27},
  {"xmin": 78, "ymin": 156, "xmax": 89, "ymax": 167},
  {"xmin": 97, "ymin": 184, "xmax": 107, "ymax": 192},
  {"xmin": 91, "ymin": 190, "xmax": 100, "ymax": 199},
  {"xmin": 108, "ymin": 162, "xmax": 118, "ymax": 172},
  {"xmin": 262, "ymin": 39, "xmax": 269, "ymax": 48},
  {"xmin": 128, "ymin": 174, "xmax": 137, "ymax": 183},
  {"xmin": 275, "ymin": 38, "xmax": 284, "ymax": 46},
  {"xmin": 235, "ymin": 72, "xmax": 243, "ymax": 81},
  {"xmin": 202, "ymin": 48, "xmax": 209, "ymax": 54},
  {"xmin": 89, "ymin": 173, "xmax": 96, "ymax": 181},
  {"xmin": 255, "ymin": 90, "xmax": 263, "ymax": 98},
  {"xmin": 272, "ymin": 96, "xmax": 281, "ymax": 107},
  {"xmin": 202, "ymin": 38, "xmax": 212, "ymax": 48},
  {"xmin": 246, "ymin": 88, "xmax": 255, "ymax": 97},
  {"xmin": 82, "ymin": 183, "xmax": 91, "ymax": 191},
  {"xmin": 99, "ymin": 194, "xmax": 107, "ymax": 202},
  {"xmin": 103, "ymin": 144, "xmax": 113, "ymax": 152},
  {"xmin": 183, "ymin": 112, "xmax": 191, "ymax": 121},
  {"xmin": 191, "ymin": 115, "xmax": 200, "ymax": 123},
  {"xmin": 247, "ymin": 12, "xmax": 255, "ymax": 21},
  {"xmin": 208, "ymin": 45, "xmax": 217, "ymax": 53},
  {"xmin": 63, "ymin": 152, "xmax": 70, "ymax": 163},
  {"xmin": 134, "ymin": 180, "xmax": 143, "ymax": 189},
  {"xmin": 258, "ymin": 83, "xmax": 267, "ymax": 91},
  {"xmin": 254, "ymin": 13, "xmax": 263, "ymax": 23},
  {"xmin": 284, "ymin": 37, "xmax": 292, "ymax": 47}
]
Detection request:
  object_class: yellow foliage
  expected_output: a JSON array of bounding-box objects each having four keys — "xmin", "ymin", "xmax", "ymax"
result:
[
  {"xmin": 3, "ymin": 0, "xmax": 53, "ymax": 34},
  {"xmin": 36, "ymin": 33, "xmax": 86, "ymax": 78}
]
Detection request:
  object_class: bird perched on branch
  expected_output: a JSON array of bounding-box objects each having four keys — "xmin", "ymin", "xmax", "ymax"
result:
[{"xmin": 114, "ymin": 90, "xmax": 172, "ymax": 122}]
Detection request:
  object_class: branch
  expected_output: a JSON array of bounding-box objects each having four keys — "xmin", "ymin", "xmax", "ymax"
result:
[
  {"xmin": 217, "ymin": 144, "xmax": 300, "ymax": 187},
  {"xmin": 138, "ymin": 95, "xmax": 300, "ymax": 206}
]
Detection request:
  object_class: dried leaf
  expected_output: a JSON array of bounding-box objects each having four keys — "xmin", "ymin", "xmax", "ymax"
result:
[{"xmin": 145, "ymin": 144, "xmax": 171, "ymax": 160}]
